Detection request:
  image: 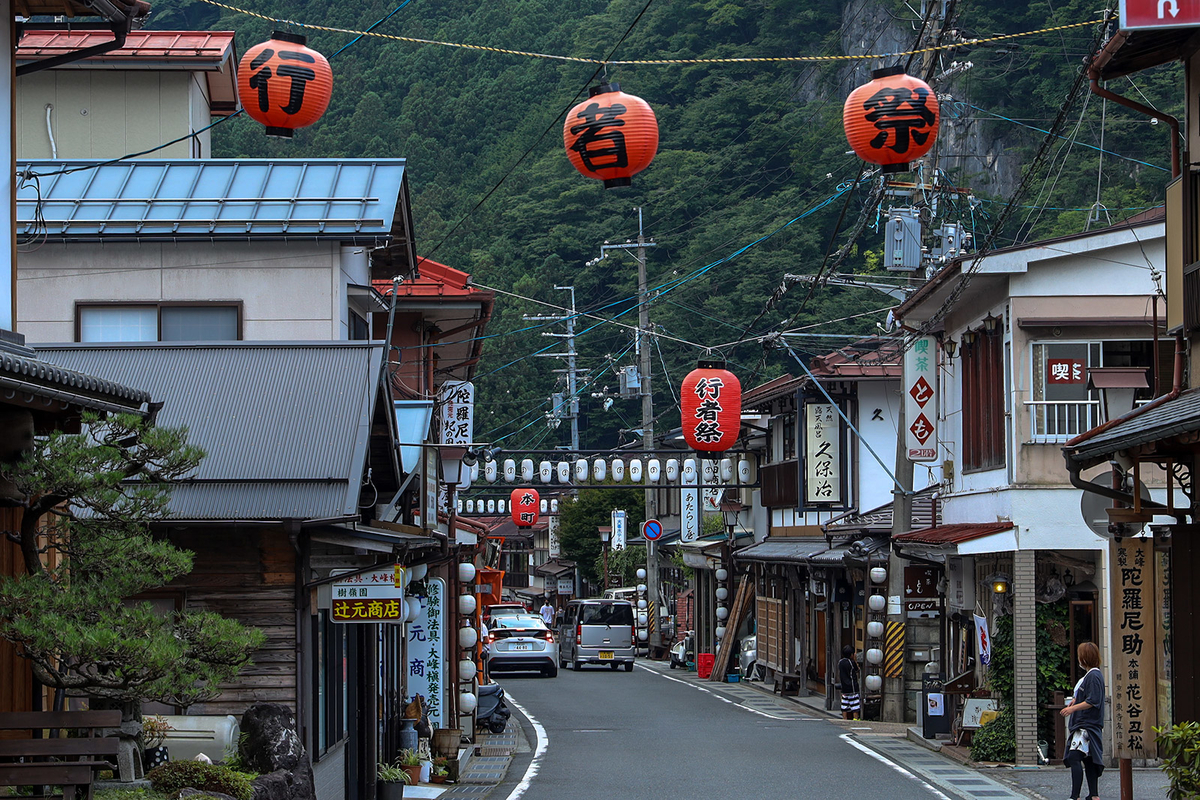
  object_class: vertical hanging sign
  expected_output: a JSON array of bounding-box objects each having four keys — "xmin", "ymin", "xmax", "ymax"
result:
[
  {"xmin": 438, "ymin": 381, "xmax": 474, "ymax": 444},
  {"xmin": 1111, "ymin": 537, "xmax": 1157, "ymax": 759},
  {"xmin": 804, "ymin": 403, "xmax": 842, "ymax": 505},
  {"xmin": 611, "ymin": 509, "xmax": 627, "ymax": 551},
  {"xmin": 407, "ymin": 577, "xmax": 446, "ymax": 730},
  {"xmin": 681, "ymin": 460, "xmax": 699, "ymax": 542},
  {"xmin": 548, "ymin": 515, "xmax": 561, "ymax": 558},
  {"xmin": 904, "ymin": 336, "xmax": 938, "ymax": 461},
  {"xmin": 702, "ymin": 459, "xmax": 721, "ymax": 512}
]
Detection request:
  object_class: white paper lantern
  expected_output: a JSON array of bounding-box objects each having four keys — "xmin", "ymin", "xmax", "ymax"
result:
[
  {"xmin": 703, "ymin": 459, "xmax": 719, "ymax": 484},
  {"xmin": 539, "ymin": 461, "xmax": 552, "ymax": 483},
  {"xmin": 720, "ymin": 458, "xmax": 734, "ymax": 482},
  {"xmin": 485, "ymin": 460, "xmax": 498, "ymax": 482},
  {"xmin": 550, "ymin": 499, "xmax": 559, "ymax": 512},
  {"xmin": 612, "ymin": 459, "xmax": 625, "ymax": 482},
  {"xmin": 593, "ymin": 459, "xmax": 607, "ymax": 482},
  {"xmin": 521, "ymin": 459, "xmax": 535, "ymax": 482},
  {"xmin": 629, "ymin": 459, "xmax": 643, "ymax": 483},
  {"xmin": 638, "ymin": 630, "xmax": 648, "ymax": 641},
  {"xmin": 715, "ymin": 587, "xmax": 729, "ymax": 601},
  {"xmin": 410, "ymin": 563, "xmax": 428, "ymax": 581},
  {"xmin": 466, "ymin": 499, "xmax": 475, "ymax": 514},
  {"xmin": 540, "ymin": 499, "xmax": 548, "ymax": 513},
  {"xmin": 637, "ymin": 583, "xmax": 647, "ymax": 593},
  {"xmin": 715, "ymin": 625, "xmax": 727, "ymax": 639},
  {"xmin": 715, "ymin": 568, "xmax": 729, "ymax": 582},
  {"xmin": 868, "ymin": 594, "xmax": 886, "ymax": 612},
  {"xmin": 458, "ymin": 594, "xmax": 478, "ymax": 615},
  {"xmin": 456, "ymin": 499, "xmax": 464, "ymax": 513},
  {"xmin": 637, "ymin": 613, "xmax": 648, "ymax": 626},
  {"xmin": 866, "ymin": 648, "xmax": 884, "ymax": 665},
  {"xmin": 865, "ymin": 674, "xmax": 883, "ymax": 692},
  {"xmin": 497, "ymin": 499, "xmax": 506, "ymax": 514},
  {"xmin": 716, "ymin": 606, "xmax": 729, "ymax": 620},
  {"xmin": 470, "ymin": 462, "xmax": 480, "ymax": 483},
  {"xmin": 867, "ymin": 620, "xmax": 885, "ymax": 638},
  {"xmin": 737, "ymin": 458, "xmax": 752, "ymax": 483},
  {"xmin": 557, "ymin": 461, "xmax": 571, "ymax": 483},
  {"xmin": 406, "ymin": 597, "xmax": 422, "ymax": 622},
  {"xmin": 682, "ymin": 459, "xmax": 697, "ymax": 482},
  {"xmin": 458, "ymin": 626, "xmax": 479, "ymax": 649},
  {"xmin": 870, "ymin": 567, "xmax": 888, "ymax": 584},
  {"xmin": 503, "ymin": 459, "xmax": 516, "ymax": 482},
  {"xmin": 459, "ymin": 692, "xmax": 478, "ymax": 713},
  {"xmin": 458, "ymin": 562, "xmax": 477, "ymax": 582},
  {"xmin": 637, "ymin": 599, "xmax": 647, "ymax": 609},
  {"xmin": 459, "ymin": 659, "xmax": 477, "ymax": 682},
  {"xmin": 575, "ymin": 459, "xmax": 589, "ymax": 482},
  {"xmin": 636, "ymin": 568, "xmax": 647, "ymax": 580},
  {"xmin": 665, "ymin": 459, "xmax": 679, "ymax": 482},
  {"xmin": 647, "ymin": 459, "xmax": 661, "ymax": 483},
  {"xmin": 486, "ymin": 499, "xmax": 496, "ymax": 514}
]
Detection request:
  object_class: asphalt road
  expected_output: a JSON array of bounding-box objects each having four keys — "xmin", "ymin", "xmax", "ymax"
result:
[{"xmin": 493, "ymin": 662, "xmax": 948, "ymax": 800}]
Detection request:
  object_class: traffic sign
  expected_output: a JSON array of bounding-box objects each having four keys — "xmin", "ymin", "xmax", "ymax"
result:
[
  {"xmin": 1120, "ymin": 0, "xmax": 1200, "ymax": 31},
  {"xmin": 642, "ymin": 519, "xmax": 663, "ymax": 541}
]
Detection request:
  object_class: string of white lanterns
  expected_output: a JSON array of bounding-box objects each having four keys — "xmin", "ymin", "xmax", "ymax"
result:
[
  {"xmin": 457, "ymin": 561, "xmax": 479, "ymax": 718},
  {"xmin": 474, "ymin": 456, "xmax": 755, "ymax": 485},
  {"xmin": 864, "ymin": 564, "xmax": 888, "ymax": 694}
]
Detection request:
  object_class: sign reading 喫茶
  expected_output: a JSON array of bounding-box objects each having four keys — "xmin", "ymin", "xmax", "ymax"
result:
[
  {"xmin": 804, "ymin": 403, "xmax": 841, "ymax": 505},
  {"xmin": 332, "ymin": 566, "xmax": 406, "ymax": 623},
  {"xmin": 438, "ymin": 381, "xmax": 474, "ymax": 445},
  {"xmin": 903, "ymin": 336, "xmax": 938, "ymax": 462},
  {"xmin": 407, "ymin": 577, "xmax": 446, "ymax": 729},
  {"xmin": 1111, "ymin": 537, "xmax": 1158, "ymax": 759}
]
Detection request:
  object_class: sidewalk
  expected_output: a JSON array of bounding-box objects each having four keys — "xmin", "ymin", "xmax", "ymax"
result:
[{"xmin": 417, "ymin": 723, "xmax": 530, "ymax": 799}]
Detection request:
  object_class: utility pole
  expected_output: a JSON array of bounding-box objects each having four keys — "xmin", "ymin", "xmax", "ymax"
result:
[{"xmin": 526, "ymin": 286, "xmax": 583, "ymax": 451}]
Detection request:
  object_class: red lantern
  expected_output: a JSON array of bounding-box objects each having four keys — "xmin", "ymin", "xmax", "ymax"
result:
[
  {"xmin": 563, "ymin": 82, "xmax": 658, "ymax": 189},
  {"xmin": 843, "ymin": 66, "xmax": 939, "ymax": 174},
  {"xmin": 238, "ymin": 31, "xmax": 333, "ymax": 138},
  {"xmin": 681, "ymin": 360, "xmax": 741, "ymax": 452},
  {"xmin": 511, "ymin": 488, "xmax": 540, "ymax": 528}
]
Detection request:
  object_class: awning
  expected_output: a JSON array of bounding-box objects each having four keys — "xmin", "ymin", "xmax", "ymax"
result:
[
  {"xmin": 823, "ymin": 486, "xmax": 940, "ymax": 536},
  {"xmin": 734, "ymin": 537, "xmax": 827, "ymax": 564},
  {"xmin": 312, "ymin": 522, "xmax": 440, "ymax": 554},
  {"xmin": 893, "ymin": 522, "xmax": 1014, "ymax": 545},
  {"xmin": 534, "ymin": 558, "xmax": 575, "ymax": 578},
  {"xmin": 1063, "ymin": 387, "xmax": 1200, "ymax": 469},
  {"xmin": 807, "ymin": 536, "xmax": 890, "ymax": 567}
]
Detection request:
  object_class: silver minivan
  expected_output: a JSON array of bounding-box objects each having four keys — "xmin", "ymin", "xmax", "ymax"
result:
[{"xmin": 558, "ymin": 599, "xmax": 636, "ymax": 671}]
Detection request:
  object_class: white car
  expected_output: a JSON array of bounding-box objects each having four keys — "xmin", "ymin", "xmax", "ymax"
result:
[
  {"xmin": 486, "ymin": 615, "xmax": 559, "ymax": 677},
  {"xmin": 739, "ymin": 634, "xmax": 759, "ymax": 680}
]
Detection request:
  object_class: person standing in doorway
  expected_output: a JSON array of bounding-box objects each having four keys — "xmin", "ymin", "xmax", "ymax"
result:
[
  {"xmin": 1060, "ymin": 641, "xmax": 1105, "ymax": 800},
  {"xmin": 838, "ymin": 645, "xmax": 861, "ymax": 721},
  {"xmin": 540, "ymin": 597, "xmax": 555, "ymax": 625}
]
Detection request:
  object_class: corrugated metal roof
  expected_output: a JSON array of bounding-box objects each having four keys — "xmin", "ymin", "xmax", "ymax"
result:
[
  {"xmin": 824, "ymin": 485, "xmax": 940, "ymax": 535},
  {"xmin": 18, "ymin": 159, "xmax": 407, "ymax": 241},
  {"xmin": 734, "ymin": 538, "xmax": 828, "ymax": 563},
  {"xmin": 1064, "ymin": 387, "xmax": 1200, "ymax": 467},
  {"xmin": 34, "ymin": 342, "xmax": 384, "ymax": 520},
  {"xmin": 892, "ymin": 522, "xmax": 1015, "ymax": 546}
]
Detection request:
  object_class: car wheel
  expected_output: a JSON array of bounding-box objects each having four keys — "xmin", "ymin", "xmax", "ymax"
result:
[
  {"xmin": 572, "ymin": 660, "xmax": 583, "ymax": 671},
  {"xmin": 544, "ymin": 663, "xmax": 558, "ymax": 678},
  {"xmin": 624, "ymin": 661, "xmax": 634, "ymax": 672}
]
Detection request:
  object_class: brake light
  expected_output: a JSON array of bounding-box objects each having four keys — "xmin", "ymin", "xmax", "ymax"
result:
[
  {"xmin": 541, "ymin": 630, "xmax": 554, "ymax": 643},
  {"xmin": 576, "ymin": 624, "xmax": 581, "ymax": 641},
  {"xmin": 631, "ymin": 625, "xmax": 637, "ymax": 642}
]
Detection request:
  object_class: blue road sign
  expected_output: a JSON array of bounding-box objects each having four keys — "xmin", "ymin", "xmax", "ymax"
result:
[{"xmin": 642, "ymin": 519, "xmax": 663, "ymax": 541}]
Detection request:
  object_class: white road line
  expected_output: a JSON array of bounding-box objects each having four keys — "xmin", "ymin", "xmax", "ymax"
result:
[
  {"xmin": 499, "ymin": 691, "xmax": 547, "ymax": 800},
  {"xmin": 839, "ymin": 733, "xmax": 953, "ymax": 800},
  {"xmin": 634, "ymin": 663, "xmax": 802, "ymax": 721}
]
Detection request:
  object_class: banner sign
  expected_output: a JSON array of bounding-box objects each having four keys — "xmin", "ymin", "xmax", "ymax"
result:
[
  {"xmin": 974, "ymin": 613, "xmax": 991, "ymax": 667},
  {"xmin": 437, "ymin": 381, "xmax": 474, "ymax": 444},
  {"xmin": 681, "ymin": 463, "xmax": 699, "ymax": 542},
  {"xmin": 903, "ymin": 336, "xmax": 938, "ymax": 461},
  {"xmin": 548, "ymin": 515, "xmax": 561, "ymax": 558},
  {"xmin": 407, "ymin": 577, "xmax": 446, "ymax": 729},
  {"xmin": 804, "ymin": 403, "xmax": 842, "ymax": 504},
  {"xmin": 611, "ymin": 509, "xmax": 627, "ymax": 551},
  {"xmin": 1111, "ymin": 537, "xmax": 1158, "ymax": 759},
  {"xmin": 332, "ymin": 567, "xmax": 405, "ymax": 623}
]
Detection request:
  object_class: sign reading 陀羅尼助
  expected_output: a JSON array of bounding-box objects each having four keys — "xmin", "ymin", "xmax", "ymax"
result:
[
  {"xmin": 437, "ymin": 381, "xmax": 474, "ymax": 445},
  {"xmin": 1111, "ymin": 537, "xmax": 1158, "ymax": 759},
  {"xmin": 804, "ymin": 403, "xmax": 841, "ymax": 505},
  {"xmin": 903, "ymin": 336, "xmax": 938, "ymax": 462},
  {"xmin": 407, "ymin": 577, "xmax": 446, "ymax": 730}
]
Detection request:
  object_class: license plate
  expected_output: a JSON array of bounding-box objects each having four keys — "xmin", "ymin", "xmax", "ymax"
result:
[
  {"xmin": 599, "ymin": 651, "xmax": 614, "ymax": 660},
  {"xmin": 510, "ymin": 644, "xmax": 532, "ymax": 651}
]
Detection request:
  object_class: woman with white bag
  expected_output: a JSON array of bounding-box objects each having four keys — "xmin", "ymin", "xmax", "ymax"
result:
[{"xmin": 1059, "ymin": 641, "xmax": 1105, "ymax": 800}]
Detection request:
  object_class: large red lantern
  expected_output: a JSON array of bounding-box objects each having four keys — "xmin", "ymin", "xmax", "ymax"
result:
[
  {"xmin": 843, "ymin": 66, "xmax": 939, "ymax": 174},
  {"xmin": 238, "ymin": 31, "xmax": 333, "ymax": 138},
  {"xmin": 681, "ymin": 360, "xmax": 741, "ymax": 452},
  {"xmin": 511, "ymin": 488, "xmax": 540, "ymax": 528},
  {"xmin": 563, "ymin": 82, "xmax": 658, "ymax": 189}
]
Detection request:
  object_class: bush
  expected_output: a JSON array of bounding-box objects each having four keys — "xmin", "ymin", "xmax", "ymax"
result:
[
  {"xmin": 1157, "ymin": 722, "xmax": 1200, "ymax": 799},
  {"xmin": 971, "ymin": 708, "xmax": 1016, "ymax": 763},
  {"xmin": 146, "ymin": 760, "xmax": 254, "ymax": 800}
]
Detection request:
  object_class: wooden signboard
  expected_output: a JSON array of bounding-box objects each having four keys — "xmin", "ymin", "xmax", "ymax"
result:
[{"xmin": 1111, "ymin": 537, "xmax": 1157, "ymax": 759}]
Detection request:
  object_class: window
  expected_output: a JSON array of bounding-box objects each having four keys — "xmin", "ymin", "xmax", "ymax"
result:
[
  {"xmin": 1028, "ymin": 340, "xmax": 1157, "ymax": 442},
  {"xmin": 349, "ymin": 312, "xmax": 369, "ymax": 341},
  {"xmin": 962, "ymin": 329, "xmax": 1004, "ymax": 471},
  {"xmin": 78, "ymin": 303, "xmax": 240, "ymax": 342}
]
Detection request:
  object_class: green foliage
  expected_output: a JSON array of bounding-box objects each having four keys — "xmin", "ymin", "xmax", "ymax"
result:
[
  {"xmin": 970, "ymin": 707, "xmax": 1016, "ymax": 763},
  {"xmin": 94, "ymin": 790, "xmax": 172, "ymax": 800},
  {"xmin": 0, "ymin": 413, "xmax": 265, "ymax": 707},
  {"xmin": 146, "ymin": 761, "xmax": 254, "ymax": 800},
  {"xmin": 1156, "ymin": 721, "xmax": 1200, "ymax": 800},
  {"xmin": 982, "ymin": 603, "xmax": 1072, "ymax": 744},
  {"xmin": 397, "ymin": 748, "xmax": 421, "ymax": 767},
  {"xmin": 558, "ymin": 487, "xmax": 645, "ymax": 584},
  {"xmin": 378, "ymin": 761, "xmax": 412, "ymax": 783}
]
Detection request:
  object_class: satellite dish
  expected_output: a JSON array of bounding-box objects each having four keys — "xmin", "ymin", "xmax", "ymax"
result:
[
  {"xmin": 1080, "ymin": 474, "xmax": 1152, "ymax": 538},
  {"xmin": 883, "ymin": 309, "xmax": 897, "ymax": 332}
]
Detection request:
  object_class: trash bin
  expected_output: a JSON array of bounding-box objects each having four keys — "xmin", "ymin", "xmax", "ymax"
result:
[
  {"xmin": 922, "ymin": 669, "xmax": 951, "ymax": 739},
  {"xmin": 697, "ymin": 653, "xmax": 715, "ymax": 679}
]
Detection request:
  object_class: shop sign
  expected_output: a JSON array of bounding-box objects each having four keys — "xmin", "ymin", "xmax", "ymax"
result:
[
  {"xmin": 557, "ymin": 578, "xmax": 573, "ymax": 596},
  {"xmin": 611, "ymin": 509, "xmax": 627, "ymax": 551},
  {"xmin": 702, "ymin": 459, "xmax": 721, "ymax": 511},
  {"xmin": 437, "ymin": 381, "xmax": 474, "ymax": 444},
  {"xmin": 903, "ymin": 336, "xmax": 938, "ymax": 461},
  {"xmin": 407, "ymin": 577, "xmax": 445, "ymax": 729},
  {"xmin": 331, "ymin": 566, "xmax": 407, "ymax": 622},
  {"xmin": 804, "ymin": 403, "xmax": 842, "ymax": 505},
  {"xmin": 548, "ymin": 515, "xmax": 561, "ymax": 558},
  {"xmin": 1046, "ymin": 358, "xmax": 1085, "ymax": 384},
  {"xmin": 681, "ymin": 465, "xmax": 699, "ymax": 542},
  {"xmin": 904, "ymin": 565, "xmax": 939, "ymax": 598},
  {"xmin": 1111, "ymin": 537, "xmax": 1158, "ymax": 759}
]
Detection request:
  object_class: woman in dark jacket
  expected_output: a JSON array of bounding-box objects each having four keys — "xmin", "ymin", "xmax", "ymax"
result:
[
  {"xmin": 837, "ymin": 645, "xmax": 861, "ymax": 720},
  {"xmin": 1060, "ymin": 641, "xmax": 1105, "ymax": 800}
]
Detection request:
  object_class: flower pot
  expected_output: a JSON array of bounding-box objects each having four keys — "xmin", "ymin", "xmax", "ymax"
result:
[
  {"xmin": 431, "ymin": 775, "xmax": 447, "ymax": 784},
  {"xmin": 142, "ymin": 745, "xmax": 169, "ymax": 771},
  {"xmin": 403, "ymin": 765, "xmax": 421, "ymax": 785},
  {"xmin": 378, "ymin": 780, "xmax": 406, "ymax": 800}
]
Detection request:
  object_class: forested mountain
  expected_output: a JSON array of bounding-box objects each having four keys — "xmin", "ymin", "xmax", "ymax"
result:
[{"xmin": 153, "ymin": 0, "xmax": 1181, "ymax": 450}]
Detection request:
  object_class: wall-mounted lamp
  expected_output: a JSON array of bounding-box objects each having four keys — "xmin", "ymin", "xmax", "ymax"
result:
[
  {"xmin": 943, "ymin": 338, "xmax": 957, "ymax": 359},
  {"xmin": 984, "ymin": 572, "xmax": 1009, "ymax": 594},
  {"xmin": 961, "ymin": 329, "xmax": 977, "ymax": 348},
  {"xmin": 982, "ymin": 312, "xmax": 1001, "ymax": 335}
]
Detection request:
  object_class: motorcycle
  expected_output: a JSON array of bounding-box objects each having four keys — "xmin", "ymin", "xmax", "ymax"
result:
[
  {"xmin": 476, "ymin": 682, "xmax": 511, "ymax": 734},
  {"xmin": 669, "ymin": 630, "xmax": 694, "ymax": 670}
]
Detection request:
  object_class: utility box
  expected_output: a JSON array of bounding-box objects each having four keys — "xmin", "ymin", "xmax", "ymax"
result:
[
  {"xmin": 885, "ymin": 209, "xmax": 923, "ymax": 271},
  {"xmin": 922, "ymin": 670, "xmax": 952, "ymax": 739},
  {"xmin": 618, "ymin": 365, "xmax": 641, "ymax": 397}
]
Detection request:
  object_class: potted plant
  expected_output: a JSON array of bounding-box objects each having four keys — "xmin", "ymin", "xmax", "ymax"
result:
[
  {"xmin": 397, "ymin": 748, "xmax": 422, "ymax": 786},
  {"xmin": 378, "ymin": 760, "xmax": 410, "ymax": 800},
  {"xmin": 141, "ymin": 715, "xmax": 174, "ymax": 771},
  {"xmin": 430, "ymin": 765, "xmax": 449, "ymax": 785}
]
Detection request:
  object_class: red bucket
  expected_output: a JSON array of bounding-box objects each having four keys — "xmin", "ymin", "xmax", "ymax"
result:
[{"xmin": 696, "ymin": 653, "xmax": 715, "ymax": 679}]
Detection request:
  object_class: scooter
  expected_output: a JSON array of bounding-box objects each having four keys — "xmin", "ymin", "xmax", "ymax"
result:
[
  {"xmin": 476, "ymin": 682, "xmax": 511, "ymax": 734},
  {"xmin": 669, "ymin": 631, "xmax": 695, "ymax": 670}
]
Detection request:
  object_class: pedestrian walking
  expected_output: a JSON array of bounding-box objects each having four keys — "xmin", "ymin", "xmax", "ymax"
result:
[
  {"xmin": 1060, "ymin": 641, "xmax": 1105, "ymax": 800},
  {"xmin": 539, "ymin": 598, "xmax": 555, "ymax": 625},
  {"xmin": 838, "ymin": 645, "xmax": 861, "ymax": 720}
]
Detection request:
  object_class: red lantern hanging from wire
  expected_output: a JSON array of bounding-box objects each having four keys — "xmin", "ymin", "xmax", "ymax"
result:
[
  {"xmin": 681, "ymin": 360, "xmax": 741, "ymax": 452},
  {"xmin": 843, "ymin": 66, "xmax": 939, "ymax": 173},
  {"xmin": 563, "ymin": 82, "xmax": 659, "ymax": 189},
  {"xmin": 511, "ymin": 488, "xmax": 540, "ymax": 528},
  {"xmin": 238, "ymin": 31, "xmax": 333, "ymax": 138}
]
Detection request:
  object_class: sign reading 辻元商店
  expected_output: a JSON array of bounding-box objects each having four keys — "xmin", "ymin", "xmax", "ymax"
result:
[
  {"xmin": 903, "ymin": 336, "xmax": 938, "ymax": 462},
  {"xmin": 804, "ymin": 403, "xmax": 841, "ymax": 505},
  {"xmin": 332, "ymin": 566, "xmax": 406, "ymax": 623},
  {"xmin": 438, "ymin": 381, "xmax": 474, "ymax": 445},
  {"xmin": 407, "ymin": 577, "xmax": 445, "ymax": 730},
  {"xmin": 1111, "ymin": 537, "xmax": 1158, "ymax": 759}
]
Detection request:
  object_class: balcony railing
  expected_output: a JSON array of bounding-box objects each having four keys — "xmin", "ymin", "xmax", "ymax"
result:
[{"xmin": 1026, "ymin": 400, "xmax": 1100, "ymax": 443}]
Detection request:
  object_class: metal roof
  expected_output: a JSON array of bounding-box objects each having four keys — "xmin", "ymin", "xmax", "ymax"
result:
[
  {"xmin": 824, "ymin": 485, "xmax": 940, "ymax": 535},
  {"xmin": 34, "ymin": 341, "xmax": 385, "ymax": 520},
  {"xmin": 17, "ymin": 159, "xmax": 408, "ymax": 242},
  {"xmin": 892, "ymin": 522, "xmax": 1015, "ymax": 546},
  {"xmin": 1064, "ymin": 387, "xmax": 1200, "ymax": 468},
  {"xmin": 734, "ymin": 538, "xmax": 828, "ymax": 564}
]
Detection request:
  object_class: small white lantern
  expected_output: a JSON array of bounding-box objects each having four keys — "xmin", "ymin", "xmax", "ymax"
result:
[
  {"xmin": 551, "ymin": 499, "xmax": 559, "ymax": 512},
  {"xmin": 405, "ymin": 597, "xmax": 422, "ymax": 622},
  {"xmin": 636, "ymin": 568, "xmax": 647, "ymax": 580},
  {"xmin": 540, "ymin": 499, "xmax": 548, "ymax": 513},
  {"xmin": 539, "ymin": 461, "xmax": 552, "ymax": 483},
  {"xmin": 682, "ymin": 459, "xmax": 697, "ymax": 482},
  {"xmin": 638, "ymin": 629, "xmax": 648, "ymax": 641},
  {"xmin": 868, "ymin": 594, "xmax": 887, "ymax": 612},
  {"xmin": 557, "ymin": 462, "xmax": 571, "ymax": 483},
  {"xmin": 503, "ymin": 459, "xmax": 516, "ymax": 482},
  {"xmin": 720, "ymin": 458, "xmax": 734, "ymax": 482},
  {"xmin": 637, "ymin": 583, "xmax": 647, "ymax": 593},
  {"xmin": 521, "ymin": 459, "xmax": 535, "ymax": 482},
  {"xmin": 458, "ymin": 594, "xmax": 478, "ymax": 615},
  {"xmin": 459, "ymin": 659, "xmax": 477, "ymax": 682},
  {"xmin": 867, "ymin": 620, "xmax": 885, "ymax": 638},
  {"xmin": 410, "ymin": 563, "xmax": 428, "ymax": 581},
  {"xmin": 637, "ymin": 613, "xmax": 648, "ymax": 626},
  {"xmin": 866, "ymin": 648, "xmax": 884, "ymax": 665},
  {"xmin": 485, "ymin": 460, "xmax": 498, "ymax": 482},
  {"xmin": 470, "ymin": 462, "xmax": 480, "ymax": 483},
  {"xmin": 715, "ymin": 587, "xmax": 729, "ymax": 601},
  {"xmin": 737, "ymin": 458, "xmax": 752, "ymax": 483},
  {"xmin": 486, "ymin": 499, "xmax": 496, "ymax": 514},
  {"xmin": 715, "ymin": 568, "xmax": 729, "ymax": 582},
  {"xmin": 457, "ymin": 499, "xmax": 464, "ymax": 513},
  {"xmin": 715, "ymin": 625, "xmax": 727, "ymax": 639},
  {"xmin": 593, "ymin": 459, "xmax": 607, "ymax": 482},
  {"xmin": 458, "ymin": 626, "xmax": 479, "ymax": 649},
  {"xmin": 870, "ymin": 567, "xmax": 888, "ymax": 584},
  {"xmin": 497, "ymin": 499, "xmax": 506, "ymax": 514},
  {"xmin": 466, "ymin": 499, "xmax": 476, "ymax": 514},
  {"xmin": 716, "ymin": 606, "xmax": 729, "ymax": 621},
  {"xmin": 575, "ymin": 459, "xmax": 589, "ymax": 482},
  {"xmin": 612, "ymin": 459, "xmax": 625, "ymax": 482},
  {"xmin": 459, "ymin": 692, "xmax": 478, "ymax": 713},
  {"xmin": 458, "ymin": 562, "xmax": 477, "ymax": 582},
  {"xmin": 647, "ymin": 459, "xmax": 661, "ymax": 483},
  {"xmin": 665, "ymin": 459, "xmax": 679, "ymax": 482},
  {"xmin": 629, "ymin": 459, "xmax": 643, "ymax": 483},
  {"xmin": 865, "ymin": 674, "xmax": 883, "ymax": 692},
  {"xmin": 637, "ymin": 599, "xmax": 648, "ymax": 609}
]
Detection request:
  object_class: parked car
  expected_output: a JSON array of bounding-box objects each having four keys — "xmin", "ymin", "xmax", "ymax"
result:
[
  {"xmin": 486, "ymin": 615, "xmax": 558, "ymax": 677},
  {"xmin": 484, "ymin": 603, "xmax": 527, "ymax": 625},
  {"xmin": 739, "ymin": 633, "xmax": 760, "ymax": 680},
  {"xmin": 557, "ymin": 599, "xmax": 636, "ymax": 672}
]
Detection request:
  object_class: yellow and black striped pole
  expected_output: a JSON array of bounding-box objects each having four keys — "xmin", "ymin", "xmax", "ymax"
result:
[{"xmin": 884, "ymin": 620, "xmax": 905, "ymax": 679}]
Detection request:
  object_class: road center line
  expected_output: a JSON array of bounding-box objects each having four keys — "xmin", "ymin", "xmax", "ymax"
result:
[
  {"xmin": 839, "ymin": 733, "xmax": 953, "ymax": 800},
  {"xmin": 499, "ymin": 690, "xmax": 547, "ymax": 800},
  {"xmin": 634, "ymin": 663, "xmax": 800, "ymax": 721}
]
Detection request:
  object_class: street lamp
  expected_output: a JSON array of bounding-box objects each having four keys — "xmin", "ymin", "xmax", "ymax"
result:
[
  {"xmin": 599, "ymin": 526, "xmax": 611, "ymax": 590},
  {"xmin": 720, "ymin": 498, "xmax": 746, "ymax": 542},
  {"xmin": 1087, "ymin": 367, "xmax": 1148, "ymax": 424}
]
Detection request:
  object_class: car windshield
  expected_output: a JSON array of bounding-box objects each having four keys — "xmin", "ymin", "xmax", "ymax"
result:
[
  {"xmin": 580, "ymin": 603, "xmax": 634, "ymax": 626},
  {"xmin": 495, "ymin": 616, "xmax": 547, "ymax": 630}
]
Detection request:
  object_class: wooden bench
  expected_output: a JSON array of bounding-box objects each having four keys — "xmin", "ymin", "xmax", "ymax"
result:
[
  {"xmin": 772, "ymin": 671, "xmax": 802, "ymax": 697},
  {"xmin": 0, "ymin": 709, "xmax": 122, "ymax": 800}
]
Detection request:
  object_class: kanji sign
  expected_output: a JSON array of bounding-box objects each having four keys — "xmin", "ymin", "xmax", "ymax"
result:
[
  {"xmin": 903, "ymin": 336, "xmax": 938, "ymax": 461},
  {"xmin": 681, "ymin": 464, "xmax": 699, "ymax": 543},
  {"xmin": 331, "ymin": 598, "xmax": 404, "ymax": 622},
  {"xmin": 1120, "ymin": 0, "xmax": 1200, "ymax": 30},
  {"xmin": 407, "ymin": 577, "xmax": 446, "ymax": 729},
  {"xmin": 1111, "ymin": 537, "xmax": 1158, "ymax": 759},
  {"xmin": 611, "ymin": 509, "xmax": 627, "ymax": 551},
  {"xmin": 1046, "ymin": 358, "xmax": 1086, "ymax": 384},
  {"xmin": 804, "ymin": 403, "xmax": 842, "ymax": 505},
  {"xmin": 437, "ymin": 381, "xmax": 474, "ymax": 445},
  {"xmin": 973, "ymin": 613, "xmax": 991, "ymax": 667}
]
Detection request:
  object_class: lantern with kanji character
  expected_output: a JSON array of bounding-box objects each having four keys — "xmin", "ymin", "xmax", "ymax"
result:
[
  {"xmin": 843, "ymin": 66, "xmax": 939, "ymax": 173},
  {"xmin": 680, "ymin": 360, "xmax": 741, "ymax": 452},
  {"xmin": 511, "ymin": 488, "xmax": 540, "ymax": 528},
  {"xmin": 563, "ymin": 82, "xmax": 658, "ymax": 189},
  {"xmin": 238, "ymin": 31, "xmax": 333, "ymax": 138}
]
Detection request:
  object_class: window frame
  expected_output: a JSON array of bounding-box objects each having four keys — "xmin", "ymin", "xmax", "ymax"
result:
[
  {"xmin": 961, "ymin": 329, "xmax": 1005, "ymax": 473},
  {"xmin": 75, "ymin": 301, "xmax": 244, "ymax": 343}
]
